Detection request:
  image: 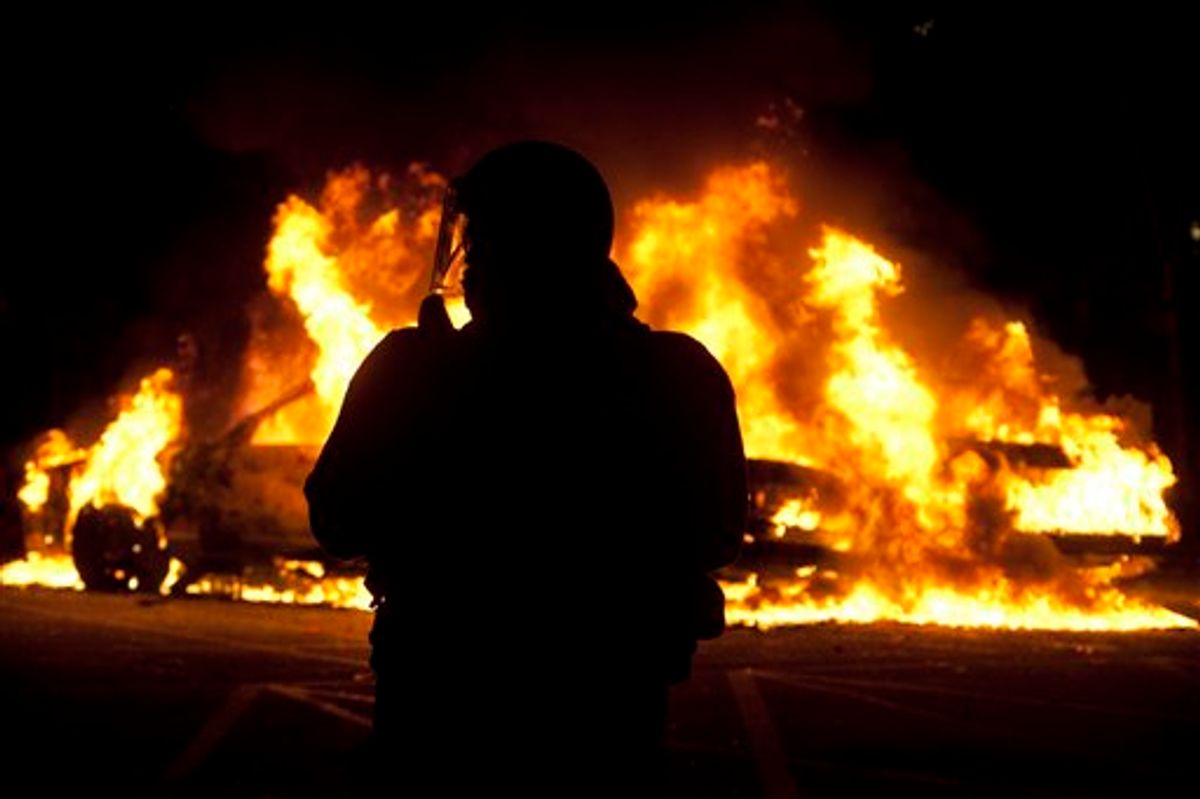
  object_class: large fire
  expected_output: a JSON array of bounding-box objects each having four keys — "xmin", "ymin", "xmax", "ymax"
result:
[
  {"xmin": 6, "ymin": 158, "xmax": 1192, "ymax": 632},
  {"xmin": 619, "ymin": 166, "xmax": 1184, "ymax": 630}
]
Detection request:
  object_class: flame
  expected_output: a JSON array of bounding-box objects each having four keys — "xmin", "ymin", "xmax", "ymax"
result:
[
  {"xmin": 806, "ymin": 230, "xmax": 946, "ymax": 522},
  {"xmin": 16, "ymin": 430, "xmax": 84, "ymax": 513},
  {"xmin": 183, "ymin": 559, "xmax": 372, "ymax": 611},
  {"xmin": 250, "ymin": 166, "xmax": 446, "ymax": 444},
  {"xmin": 11, "ymin": 160, "xmax": 1190, "ymax": 633},
  {"xmin": 720, "ymin": 573, "xmax": 1195, "ymax": 631},
  {"xmin": 617, "ymin": 164, "xmax": 1190, "ymax": 631},
  {"xmin": 955, "ymin": 320, "xmax": 1176, "ymax": 537},
  {"xmin": 264, "ymin": 192, "xmax": 384, "ymax": 425},
  {"xmin": 17, "ymin": 466, "xmax": 50, "ymax": 512},
  {"xmin": 9, "ymin": 370, "xmax": 182, "ymax": 594},
  {"xmin": 66, "ymin": 368, "xmax": 183, "ymax": 528},
  {"xmin": 227, "ymin": 161, "xmax": 1187, "ymax": 629},
  {"xmin": 624, "ymin": 165, "xmax": 814, "ymax": 463},
  {"xmin": 771, "ymin": 498, "xmax": 821, "ymax": 535},
  {"xmin": 1004, "ymin": 411, "xmax": 1176, "ymax": 537},
  {"xmin": 0, "ymin": 553, "xmax": 83, "ymax": 591},
  {"xmin": 160, "ymin": 557, "xmax": 187, "ymax": 596}
]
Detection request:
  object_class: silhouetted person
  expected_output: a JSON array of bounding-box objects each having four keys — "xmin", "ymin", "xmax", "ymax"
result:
[{"xmin": 305, "ymin": 141, "xmax": 746, "ymax": 795}]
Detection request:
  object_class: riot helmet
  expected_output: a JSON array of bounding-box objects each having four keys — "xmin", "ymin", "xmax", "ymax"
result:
[{"xmin": 432, "ymin": 141, "xmax": 632, "ymax": 322}]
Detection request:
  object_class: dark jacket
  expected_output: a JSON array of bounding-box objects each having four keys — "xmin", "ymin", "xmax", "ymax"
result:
[{"xmin": 305, "ymin": 308, "xmax": 746, "ymax": 684}]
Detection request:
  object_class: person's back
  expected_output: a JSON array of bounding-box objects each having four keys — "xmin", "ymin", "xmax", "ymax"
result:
[{"xmin": 304, "ymin": 142, "xmax": 746, "ymax": 793}]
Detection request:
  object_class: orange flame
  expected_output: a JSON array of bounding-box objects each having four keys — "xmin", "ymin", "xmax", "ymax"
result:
[
  {"xmin": 617, "ymin": 163, "xmax": 1188, "ymax": 630},
  {"xmin": 0, "ymin": 553, "xmax": 84, "ymax": 591},
  {"xmin": 720, "ymin": 571, "xmax": 1194, "ymax": 631},
  {"xmin": 183, "ymin": 560, "xmax": 372, "ymax": 611},
  {"xmin": 234, "ymin": 161, "xmax": 1187, "ymax": 629},
  {"xmin": 67, "ymin": 368, "xmax": 183, "ymax": 528},
  {"xmin": 625, "ymin": 164, "xmax": 811, "ymax": 463},
  {"xmin": 12, "ymin": 160, "xmax": 1187, "ymax": 633},
  {"xmin": 771, "ymin": 498, "xmax": 821, "ymax": 535},
  {"xmin": 955, "ymin": 320, "xmax": 1177, "ymax": 537},
  {"xmin": 220, "ymin": 162, "xmax": 1192, "ymax": 629},
  {"xmin": 16, "ymin": 430, "xmax": 83, "ymax": 513},
  {"xmin": 249, "ymin": 166, "xmax": 449, "ymax": 444},
  {"xmin": 6, "ymin": 369, "xmax": 183, "ymax": 593}
]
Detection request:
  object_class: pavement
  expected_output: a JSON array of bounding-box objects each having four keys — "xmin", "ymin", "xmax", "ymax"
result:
[{"xmin": 1, "ymin": 586, "xmax": 1198, "ymax": 797}]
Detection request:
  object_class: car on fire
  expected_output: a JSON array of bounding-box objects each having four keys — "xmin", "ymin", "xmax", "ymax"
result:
[{"xmin": 12, "ymin": 377, "xmax": 1170, "ymax": 598}]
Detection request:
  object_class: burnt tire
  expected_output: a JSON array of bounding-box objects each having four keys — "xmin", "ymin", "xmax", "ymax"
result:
[{"xmin": 72, "ymin": 505, "xmax": 169, "ymax": 593}]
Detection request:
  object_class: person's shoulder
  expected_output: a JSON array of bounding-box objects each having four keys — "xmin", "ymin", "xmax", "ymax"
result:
[
  {"xmin": 647, "ymin": 329, "xmax": 721, "ymax": 369},
  {"xmin": 368, "ymin": 326, "xmax": 434, "ymax": 362},
  {"xmin": 646, "ymin": 330, "xmax": 733, "ymax": 392},
  {"xmin": 351, "ymin": 326, "xmax": 433, "ymax": 386}
]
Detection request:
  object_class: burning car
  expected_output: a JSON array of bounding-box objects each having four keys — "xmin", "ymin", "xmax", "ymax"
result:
[{"xmin": 5, "ymin": 160, "xmax": 1187, "ymax": 631}]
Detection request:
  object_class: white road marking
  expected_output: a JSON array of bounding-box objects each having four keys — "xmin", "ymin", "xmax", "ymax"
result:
[
  {"xmin": 163, "ymin": 684, "xmax": 263, "ymax": 784},
  {"xmin": 296, "ymin": 687, "xmax": 377, "ymax": 705},
  {"xmin": 161, "ymin": 682, "xmax": 372, "ymax": 786},
  {"xmin": 728, "ymin": 668, "xmax": 801, "ymax": 799},
  {"xmin": 266, "ymin": 684, "xmax": 373, "ymax": 728}
]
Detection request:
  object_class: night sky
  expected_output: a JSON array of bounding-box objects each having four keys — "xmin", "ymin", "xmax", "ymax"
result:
[{"xmin": 3, "ymin": 3, "xmax": 1196, "ymax": 524}]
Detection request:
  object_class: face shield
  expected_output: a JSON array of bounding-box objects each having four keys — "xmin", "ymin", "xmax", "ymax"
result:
[{"xmin": 430, "ymin": 179, "xmax": 469, "ymax": 295}]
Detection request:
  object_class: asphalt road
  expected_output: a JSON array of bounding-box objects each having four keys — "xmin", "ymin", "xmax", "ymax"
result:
[{"xmin": 2, "ymin": 587, "xmax": 1198, "ymax": 797}]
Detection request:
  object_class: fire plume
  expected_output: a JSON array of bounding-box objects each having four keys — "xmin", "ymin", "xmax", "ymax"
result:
[
  {"xmin": 67, "ymin": 368, "xmax": 183, "ymax": 528},
  {"xmin": 249, "ymin": 166, "xmax": 447, "ymax": 444},
  {"xmin": 16, "ymin": 430, "xmax": 83, "ymax": 513}
]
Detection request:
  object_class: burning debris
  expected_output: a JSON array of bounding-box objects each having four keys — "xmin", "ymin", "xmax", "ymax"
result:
[{"xmin": 5, "ymin": 157, "xmax": 1194, "ymax": 631}]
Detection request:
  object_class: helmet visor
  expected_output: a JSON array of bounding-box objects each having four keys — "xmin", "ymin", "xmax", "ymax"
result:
[{"xmin": 431, "ymin": 180, "xmax": 468, "ymax": 294}]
